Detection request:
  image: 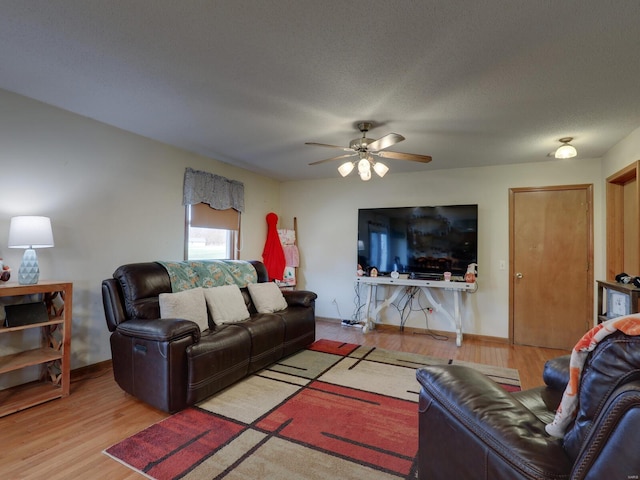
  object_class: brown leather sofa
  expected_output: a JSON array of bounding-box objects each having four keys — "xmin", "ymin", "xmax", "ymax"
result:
[
  {"xmin": 102, "ymin": 260, "xmax": 317, "ymax": 413},
  {"xmin": 416, "ymin": 330, "xmax": 640, "ymax": 479}
]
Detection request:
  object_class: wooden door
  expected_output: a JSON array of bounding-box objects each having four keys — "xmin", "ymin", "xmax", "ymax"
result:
[{"xmin": 509, "ymin": 185, "xmax": 593, "ymax": 349}]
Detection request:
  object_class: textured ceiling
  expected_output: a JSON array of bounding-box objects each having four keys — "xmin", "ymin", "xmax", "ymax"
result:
[{"xmin": 1, "ymin": 1, "xmax": 639, "ymax": 181}]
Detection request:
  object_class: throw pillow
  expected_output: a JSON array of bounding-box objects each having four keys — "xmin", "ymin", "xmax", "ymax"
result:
[
  {"xmin": 247, "ymin": 282, "xmax": 288, "ymax": 313},
  {"xmin": 159, "ymin": 287, "xmax": 209, "ymax": 332},
  {"xmin": 203, "ymin": 284, "xmax": 251, "ymax": 325}
]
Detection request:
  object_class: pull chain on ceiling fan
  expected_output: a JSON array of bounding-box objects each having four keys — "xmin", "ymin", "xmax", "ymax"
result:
[{"xmin": 306, "ymin": 122, "xmax": 432, "ymax": 181}]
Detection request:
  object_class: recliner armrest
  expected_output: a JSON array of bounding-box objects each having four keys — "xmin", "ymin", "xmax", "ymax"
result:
[
  {"xmin": 542, "ymin": 354, "xmax": 571, "ymax": 392},
  {"xmin": 282, "ymin": 289, "xmax": 318, "ymax": 308},
  {"xmin": 116, "ymin": 318, "xmax": 201, "ymax": 343},
  {"xmin": 417, "ymin": 365, "xmax": 571, "ymax": 478}
]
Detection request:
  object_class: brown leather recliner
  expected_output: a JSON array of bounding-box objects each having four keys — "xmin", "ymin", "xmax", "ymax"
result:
[
  {"xmin": 416, "ymin": 330, "xmax": 640, "ymax": 479},
  {"xmin": 102, "ymin": 260, "xmax": 317, "ymax": 413}
]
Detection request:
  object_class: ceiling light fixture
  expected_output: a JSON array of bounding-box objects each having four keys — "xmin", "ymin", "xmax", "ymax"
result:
[
  {"xmin": 373, "ymin": 162, "xmax": 389, "ymax": 177},
  {"xmin": 555, "ymin": 137, "xmax": 577, "ymax": 159},
  {"xmin": 338, "ymin": 153, "xmax": 389, "ymax": 181},
  {"xmin": 337, "ymin": 161, "xmax": 354, "ymax": 177}
]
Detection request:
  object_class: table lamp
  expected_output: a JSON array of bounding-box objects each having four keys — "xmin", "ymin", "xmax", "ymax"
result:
[{"xmin": 8, "ymin": 216, "xmax": 54, "ymax": 285}]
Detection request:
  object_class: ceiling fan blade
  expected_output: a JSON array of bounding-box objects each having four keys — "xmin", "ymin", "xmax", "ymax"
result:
[
  {"xmin": 308, "ymin": 153, "xmax": 357, "ymax": 166},
  {"xmin": 377, "ymin": 150, "xmax": 432, "ymax": 163},
  {"xmin": 305, "ymin": 142, "xmax": 352, "ymax": 151},
  {"xmin": 367, "ymin": 133, "xmax": 405, "ymax": 152}
]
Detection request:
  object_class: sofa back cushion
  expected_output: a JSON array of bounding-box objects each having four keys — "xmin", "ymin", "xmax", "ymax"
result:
[
  {"xmin": 563, "ymin": 331, "xmax": 640, "ymax": 459},
  {"xmin": 113, "ymin": 262, "xmax": 172, "ymax": 320}
]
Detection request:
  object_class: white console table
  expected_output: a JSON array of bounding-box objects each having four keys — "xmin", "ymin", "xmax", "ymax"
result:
[{"xmin": 355, "ymin": 276, "xmax": 478, "ymax": 346}]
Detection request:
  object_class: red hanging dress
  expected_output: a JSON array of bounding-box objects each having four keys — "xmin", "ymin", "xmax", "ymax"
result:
[{"xmin": 262, "ymin": 212, "xmax": 286, "ymax": 281}]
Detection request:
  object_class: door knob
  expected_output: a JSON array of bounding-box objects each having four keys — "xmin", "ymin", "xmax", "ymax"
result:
[{"xmin": 515, "ymin": 273, "xmax": 523, "ymax": 279}]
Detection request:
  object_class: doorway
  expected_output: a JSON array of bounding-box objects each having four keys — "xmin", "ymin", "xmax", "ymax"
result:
[{"xmin": 509, "ymin": 185, "xmax": 593, "ymax": 349}]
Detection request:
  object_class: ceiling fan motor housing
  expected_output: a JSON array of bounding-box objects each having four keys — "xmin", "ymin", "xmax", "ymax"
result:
[
  {"xmin": 305, "ymin": 120, "xmax": 432, "ymax": 168},
  {"xmin": 350, "ymin": 137, "xmax": 374, "ymax": 151},
  {"xmin": 350, "ymin": 122, "xmax": 375, "ymax": 151}
]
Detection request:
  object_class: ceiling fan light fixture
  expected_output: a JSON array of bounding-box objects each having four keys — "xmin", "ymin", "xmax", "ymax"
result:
[
  {"xmin": 306, "ymin": 121, "xmax": 432, "ymax": 180},
  {"xmin": 338, "ymin": 161, "xmax": 355, "ymax": 177},
  {"xmin": 357, "ymin": 158, "xmax": 371, "ymax": 174},
  {"xmin": 373, "ymin": 162, "xmax": 389, "ymax": 177},
  {"xmin": 555, "ymin": 137, "xmax": 577, "ymax": 159}
]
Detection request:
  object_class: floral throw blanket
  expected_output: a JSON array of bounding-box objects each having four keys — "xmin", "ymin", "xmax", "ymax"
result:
[
  {"xmin": 545, "ymin": 314, "xmax": 640, "ymax": 438},
  {"xmin": 157, "ymin": 260, "xmax": 257, "ymax": 292}
]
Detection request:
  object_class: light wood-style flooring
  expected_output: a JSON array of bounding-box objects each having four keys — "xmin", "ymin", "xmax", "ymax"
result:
[{"xmin": 0, "ymin": 319, "xmax": 569, "ymax": 479}]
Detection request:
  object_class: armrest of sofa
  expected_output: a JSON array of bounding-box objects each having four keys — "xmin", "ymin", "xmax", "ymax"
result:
[
  {"xmin": 416, "ymin": 365, "xmax": 571, "ymax": 478},
  {"xmin": 542, "ymin": 354, "xmax": 571, "ymax": 392},
  {"xmin": 102, "ymin": 278, "xmax": 126, "ymax": 332},
  {"xmin": 282, "ymin": 289, "xmax": 317, "ymax": 308},
  {"xmin": 116, "ymin": 318, "xmax": 201, "ymax": 343}
]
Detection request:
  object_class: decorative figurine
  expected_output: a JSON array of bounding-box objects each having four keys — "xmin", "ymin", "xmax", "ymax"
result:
[
  {"xmin": 465, "ymin": 263, "xmax": 477, "ymax": 283},
  {"xmin": 0, "ymin": 259, "xmax": 10, "ymax": 282}
]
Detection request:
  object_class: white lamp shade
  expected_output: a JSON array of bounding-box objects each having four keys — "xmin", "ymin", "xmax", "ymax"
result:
[
  {"xmin": 338, "ymin": 161, "xmax": 355, "ymax": 177},
  {"xmin": 373, "ymin": 162, "xmax": 389, "ymax": 177},
  {"xmin": 555, "ymin": 143, "xmax": 577, "ymax": 159},
  {"xmin": 357, "ymin": 158, "xmax": 371, "ymax": 174},
  {"xmin": 359, "ymin": 168, "xmax": 372, "ymax": 181},
  {"xmin": 8, "ymin": 216, "xmax": 54, "ymax": 248}
]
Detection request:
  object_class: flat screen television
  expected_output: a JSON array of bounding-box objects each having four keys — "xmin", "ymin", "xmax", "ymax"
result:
[{"xmin": 357, "ymin": 204, "xmax": 478, "ymax": 277}]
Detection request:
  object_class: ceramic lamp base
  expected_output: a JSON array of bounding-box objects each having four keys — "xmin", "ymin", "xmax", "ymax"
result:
[{"xmin": 18, "ymin": 248, "xmax": 39, "ymax": 285}]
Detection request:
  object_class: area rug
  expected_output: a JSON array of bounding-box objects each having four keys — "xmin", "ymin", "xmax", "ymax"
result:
[{"xmin": 104, "ymin": 339, "xmax": 520, "ymax": 480}]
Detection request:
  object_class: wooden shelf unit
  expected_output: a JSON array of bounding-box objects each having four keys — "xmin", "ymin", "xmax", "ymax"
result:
[
  {"xmin": 0, "ymin": 281, "xmax": 72, "ymax": 417},
  {"xmin": 596, "ymin": 279, "xmax": 640, "ymax": 324}
]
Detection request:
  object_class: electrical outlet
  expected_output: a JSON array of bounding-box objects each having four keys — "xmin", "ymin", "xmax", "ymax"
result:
[{"xmin": 499, "ymin": 260, "xmax": 506, "ymax": 270}]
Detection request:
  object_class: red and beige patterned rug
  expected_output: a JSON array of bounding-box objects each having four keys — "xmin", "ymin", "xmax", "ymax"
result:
[{"xmin": 104, "ymin": 339, "xmax": 520, "ymax": 479}]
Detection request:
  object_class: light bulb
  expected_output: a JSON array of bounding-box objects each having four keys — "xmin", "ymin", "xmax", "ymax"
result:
[
  {"xmin": 555, "ymin": 143, "xmax": 577, "ymax": 159},
  {"xmin": 359, "ymin": 169, "xmax": 372, "ymax": 181},
  {"xmin": 358, "ymin": 158, "xmax": 370, "ymax": 174},
  {"xmin": 338, "ymin": 161, "xmax": 354, "ymax": 177},
  {"xmin": 373, "ymin": 162, "xmax": 389, "ymax": 177},
  {"xmin": 554, "ymin": 137, "xmax": 577, "ymax": 159}
]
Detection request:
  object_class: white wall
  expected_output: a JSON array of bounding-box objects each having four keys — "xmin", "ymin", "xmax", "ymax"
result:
[
  {"xmin": 2, "ymin": 84, "xmax": 637, "ymax": 372},
  {"xmin": 280, "ymin": 158, "xmax": 604, "ymax": 339},
  {"xmin": 602, "ymin": 124, "xmax": 640, "ymax": 176},
  {"xmin": 0, "ymin": 89, "xmax": 280, "ymax": 372}
]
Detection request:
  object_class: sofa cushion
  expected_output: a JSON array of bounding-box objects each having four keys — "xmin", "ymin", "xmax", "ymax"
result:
[
  {"xmin": 159, "ymin": 287, "xmax": 209, "ymax": 332},
  {"xmin": 247, "ymin": 282, "xmax": 288, "ymax": 313},
  {"xmin": 203, "ymin": 284, "xmax": 251, "ymax": 325}
]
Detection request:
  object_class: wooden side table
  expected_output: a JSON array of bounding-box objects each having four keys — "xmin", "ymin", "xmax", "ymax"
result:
[{"xmin": 0, "ymin": 281, "xmax": 72, "ymax": 417}]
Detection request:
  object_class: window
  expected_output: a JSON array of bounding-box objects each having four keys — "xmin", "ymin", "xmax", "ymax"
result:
[
  {"xmin": 369, "ymin": 230, "xmax": 389, "ymax": 272},
  {"xmin": 185, "ymin": 203, "xmax": 240, "ymax": 260}
]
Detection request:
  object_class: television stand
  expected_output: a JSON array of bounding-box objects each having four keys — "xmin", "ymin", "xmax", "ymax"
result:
[{"xmin": 355, "ymin": 276, "xmax": 478, "ymax": 346}]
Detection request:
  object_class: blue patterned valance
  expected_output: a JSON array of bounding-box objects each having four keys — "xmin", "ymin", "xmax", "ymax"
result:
[{"xmin": 182, "ymin": 167, "xmax": 245, "ymax": 213}]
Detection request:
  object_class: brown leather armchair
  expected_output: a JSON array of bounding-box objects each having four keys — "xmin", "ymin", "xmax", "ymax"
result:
[{"xmin": 416, "ymin": 330, "xmax": 640, "ymax": 479}]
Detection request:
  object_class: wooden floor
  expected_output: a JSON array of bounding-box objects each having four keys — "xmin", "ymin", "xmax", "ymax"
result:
[{"xmin": 0, "ymin": 319, "xmax": 569, "ymax": 479}]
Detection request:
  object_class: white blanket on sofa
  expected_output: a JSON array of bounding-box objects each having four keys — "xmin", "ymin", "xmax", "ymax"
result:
[{"xmin": 545, "ymin": 314, "xmax": 640, "ymax": 438}]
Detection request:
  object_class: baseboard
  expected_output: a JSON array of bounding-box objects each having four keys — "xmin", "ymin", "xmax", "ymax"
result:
[
  {"xmin": 70, "ymin": 359, "xmax": 112, "ymax": 381},
  {"xmin": 316, "ymin": 316, "xmax": 509, "ymax": 344}
]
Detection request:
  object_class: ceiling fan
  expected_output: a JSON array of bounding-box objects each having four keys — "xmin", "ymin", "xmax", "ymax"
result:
[{"xmin": 306, "ymin": 122, "xmax": 432, "ymax": 180}]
